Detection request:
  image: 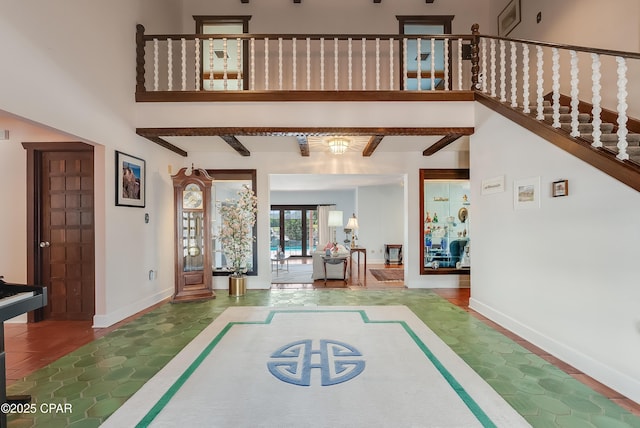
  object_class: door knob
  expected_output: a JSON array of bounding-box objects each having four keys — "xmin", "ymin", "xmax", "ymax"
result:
[{"xmin": 39, "ymin": 241, "xmax": 50, "ymax": 248}]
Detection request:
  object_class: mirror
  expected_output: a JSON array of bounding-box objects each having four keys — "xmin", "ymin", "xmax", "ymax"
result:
[{"xmin": 420, "ymin": 169, "xmax": 470, "ymax": 274}]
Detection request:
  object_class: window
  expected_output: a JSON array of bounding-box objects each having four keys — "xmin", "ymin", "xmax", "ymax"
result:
[
  {"xmin": 195, "ymin": 16, "xmax": 251, "ymax": 90},
  {"xmin": 397, "ymin": 15, "xmax": 454, "ymax": 90}
]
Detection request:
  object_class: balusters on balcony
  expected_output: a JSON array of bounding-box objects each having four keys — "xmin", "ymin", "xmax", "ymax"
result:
[
  {"xmin": 551, "ymin": 47, "xmax": 561, "ymax": 128},
  {"xmin": 569, "ymin": 50, "xmax": 580, "ymax": 138},
  {"xmin": 522, "ymin": 44, "xmax": 530, "ymax": 114},
  {"xmin": 536, "ymin": 46, "xmax": 544, "ymax": 120},
  {"xmin": 591, "ymin": 53, "xmax": 603, "ymax": 147},
  {"xmin": 615, "ymin": 56, "xmax": 629, "ymax": 160},
  {"xmin": 510, "ymin": 41, "xmax": 517, "ymax": 108}
]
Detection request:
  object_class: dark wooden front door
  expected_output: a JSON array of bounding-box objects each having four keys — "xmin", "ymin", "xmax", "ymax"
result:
[{"xmin": 23, "ymin": 143, "xmax": 95, "ymax": 321}]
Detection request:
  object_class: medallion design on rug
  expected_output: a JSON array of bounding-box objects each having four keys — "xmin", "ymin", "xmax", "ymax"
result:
[{"xmin": 268, "ymin": 339, "xmax": 365, "ymax": 386}]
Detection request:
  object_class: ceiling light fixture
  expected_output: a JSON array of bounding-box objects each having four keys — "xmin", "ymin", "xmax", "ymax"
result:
[{"xmin": 328, "ymin": 137, "xmax": 350, "ymax": 155}]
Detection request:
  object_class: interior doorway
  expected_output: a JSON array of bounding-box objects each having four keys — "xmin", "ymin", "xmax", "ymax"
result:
[{"xmin": 23, "ymin": 142, "xmax": 96, "ymax": 321}]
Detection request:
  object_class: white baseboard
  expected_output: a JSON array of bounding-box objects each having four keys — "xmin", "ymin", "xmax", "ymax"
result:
[
  {"xmin": 470, "ymin": 297, "xmax": 640, "ymax": 405},
  {"xmin": 93, "ymin": 288, "xmax": 173, "ymax": 328}
]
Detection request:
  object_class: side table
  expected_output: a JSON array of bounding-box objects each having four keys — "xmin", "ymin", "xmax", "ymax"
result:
[
  {"xmin": 321, "ymin": 255, "xmax": 349, "ymax": 284},
  {"xmin": 349, "ymin": 247, "xmax": 366, "ymax": 277}
]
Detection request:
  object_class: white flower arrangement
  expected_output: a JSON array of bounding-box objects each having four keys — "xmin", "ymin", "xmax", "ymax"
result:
[{"xmin": 216, "ymin": 185, "xmax": 257, "ymax": 276}]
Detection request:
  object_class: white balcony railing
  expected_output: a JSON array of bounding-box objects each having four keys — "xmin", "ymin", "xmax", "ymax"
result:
[{"xmin": 135, "ymin": 24, "xmax": 640, "ymax": 164}]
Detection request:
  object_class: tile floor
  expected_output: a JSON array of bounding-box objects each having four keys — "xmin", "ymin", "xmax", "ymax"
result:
[{"xmin": 5, "ymin": 286, "xmax": 640, "ymax": 427}]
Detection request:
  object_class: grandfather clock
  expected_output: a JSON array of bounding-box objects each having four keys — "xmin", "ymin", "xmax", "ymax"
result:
[{"xmin": 172, "ymin": 167, "xmax": 215, "ymax": 302}]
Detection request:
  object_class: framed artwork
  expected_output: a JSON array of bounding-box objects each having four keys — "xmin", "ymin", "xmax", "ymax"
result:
[
  {"xmin": 481, "ymin": 175, "xmax": 505, "ymax": 195},
  {"xmin": 552, "ymin": 179, "xmax": 569, "ymax": 197},
  {"xmin": 514, "ymin": 177, "xmax": 540, "ymax": 210},
  {"xmin": 115, "ymin": 151, "xmax": 146, "ymax": 207},
  {"xmin": 498, "ymin": 0, "xmax": 521, "ymax": 37}
]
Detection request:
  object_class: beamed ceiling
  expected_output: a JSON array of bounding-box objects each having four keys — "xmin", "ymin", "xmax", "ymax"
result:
[{"xmin": 135, "ymin": 127, "xmax": 474, "ymax": 157}]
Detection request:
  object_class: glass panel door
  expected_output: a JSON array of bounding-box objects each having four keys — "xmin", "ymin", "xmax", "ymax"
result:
[
  {"xmin": 284, "ymin": 210, "xmax": 302, "ymax": 256},
  {"xmin": 270, "ymin": 205, "xmax": 317, "ymax": 257}
]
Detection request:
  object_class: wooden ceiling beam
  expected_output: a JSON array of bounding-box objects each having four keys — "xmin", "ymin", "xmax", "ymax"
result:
[
  {"xmin": 296, "ymin": 136, "xmax": 310, "ymax": 156},
  {"xmin": 220, "ymin": 135, "xmax": 251, "ymax": 156},
  {"xmin": 136, "ymin": 126, "xmax": 474, "ymax": 137},
  {"xmin": 362, "ymin": 135, "xmax": 384, "ymax": 157},
  {"xmin": 422, "ymin": 134, "xmax": 463, "ymax": 156}
]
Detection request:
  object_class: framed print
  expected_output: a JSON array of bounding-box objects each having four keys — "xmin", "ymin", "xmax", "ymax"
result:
[
  {"xmin": 481, "ymin": 175, "xmax": 505, "ymax": 195},
  {"xmin": 552, "ymin": 179, "xmax": 569, "ymax": 197},
  {"xmin": 116, "ymin": 151, "xmax": 145, "ymax": 207},
  {"xmin": 514, "ymin": 177, "xmax": 540, "ymax": 210},
  {"xmin": 498, "ymin": 0, "xmax": 521, "ymax": 37}
]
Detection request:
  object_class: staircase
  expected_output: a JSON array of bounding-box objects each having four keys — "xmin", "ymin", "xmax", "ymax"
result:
[{"xmin": 532, "ymin": 99, "xmax": 640, "ymax": 165}]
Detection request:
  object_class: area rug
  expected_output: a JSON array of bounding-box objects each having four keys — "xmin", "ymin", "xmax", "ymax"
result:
[
  {"xmin": 102, "ymin": 306, "xmax": 528, "ymax": 428},
  {"xmin": 370, "ymin": 268, "xmax": 404, "ymax": 282},
  {"xmin": 271, "ymin": 262, "xmax": 313, "ymax": 284}
]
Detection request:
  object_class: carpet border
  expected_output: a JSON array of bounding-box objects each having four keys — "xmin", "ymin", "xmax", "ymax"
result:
[{"xmin": 136, "ymin": 308, "xmax": 496, "ymax": 428}]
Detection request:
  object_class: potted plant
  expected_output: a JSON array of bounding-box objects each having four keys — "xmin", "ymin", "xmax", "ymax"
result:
[{"xmin": 216, "ymin": 185, "xmax": 257, "ymax": 296}]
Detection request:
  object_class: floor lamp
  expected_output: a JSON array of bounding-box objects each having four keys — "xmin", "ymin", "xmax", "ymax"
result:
[{"xmin": 327, "ymin": 210, "xmax": 343, "ymax": 244}]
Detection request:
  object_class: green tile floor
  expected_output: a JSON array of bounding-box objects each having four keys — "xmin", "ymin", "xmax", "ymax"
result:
[{"xmin": 7, "ymin": 289, "xmax": 640, "ymax": 427}]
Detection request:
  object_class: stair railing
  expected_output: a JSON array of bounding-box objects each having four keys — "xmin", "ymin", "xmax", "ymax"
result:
[
  {"xmin": 135, "ymin": 24, "xmax": 476, "ymax": 95},
  {"xmin": 474, "ymin": 34, "xmax": 640, "ymax": 161}
]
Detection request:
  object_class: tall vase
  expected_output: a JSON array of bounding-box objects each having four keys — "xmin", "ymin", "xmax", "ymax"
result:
[{"xmin": 229, "ymin": 275, "xmax": 246, "ymax": 297}]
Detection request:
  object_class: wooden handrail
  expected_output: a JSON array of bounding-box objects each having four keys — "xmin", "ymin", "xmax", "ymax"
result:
[{"xmin": 480, "ymin": 35, "xmax": 640, "ymax": 60}]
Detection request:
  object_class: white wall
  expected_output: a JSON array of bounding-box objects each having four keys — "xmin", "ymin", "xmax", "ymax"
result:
[
  {"xmin": 0, "ymin": 1, "xmax": 183, "ymax": 327},
  {"xmin": 357, "ymin": 184, "xmax": 405, "ymax": 263},
  {"xmin": 470, "ymin": 103, "xmax": 640, "ymax": 403},
  {"xmin": 180, "ymin": 0, "xmax": 492, "ymax": 35}
]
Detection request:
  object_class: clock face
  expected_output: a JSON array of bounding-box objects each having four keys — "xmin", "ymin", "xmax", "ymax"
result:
[{"xmin": 183, "ymin": 185, "xmax": 203, "ymax": 209}]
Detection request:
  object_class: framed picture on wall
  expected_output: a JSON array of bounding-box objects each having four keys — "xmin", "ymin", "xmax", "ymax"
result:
[
  {"xmin": 514, "ymin": 177, "xmax": 540, "ymax": 210},
  {"xmin": 115, "ymin": 151, "xmax": 146, "ymax": 207},
  {"xmin": 552, "ymin": 179, "xmax": 569, "ymax": 197},
  {"xmin": 498, "ymin": 0, "xmax": 521, "ymax": 36}
]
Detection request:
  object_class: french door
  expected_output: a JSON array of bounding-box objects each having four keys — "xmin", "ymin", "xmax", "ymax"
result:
[{"xmin": 270, "ymin": 205, "xmax": 317, "ymax": 257}]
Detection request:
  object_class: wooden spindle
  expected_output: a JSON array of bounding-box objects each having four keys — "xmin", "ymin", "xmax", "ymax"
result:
[
  {"xmin": 490, "ymin": 39, "xmax": 496, "ymax": 97},
  {"xmin": 236, "ymin": 38, "xmax": 242, "ymax": 90},
  {"xmin": 167, "ymin": 38, "xmax": 173, "ymax": 91},
  {"xmin": 334, "ymin": 38, "xmax": 339, "ymax": 90},
  {"xmin": 430, "ymin": 38, "xmax": 436, "ymax": 90},
  {"xmin": 135, "ymin": 24, "xmax": 146, "ymax": 93},
  {"xmin": 536, "ymin": 46, "xmax": 544, "ymax": 120},
  {"xmin": 320, "ymin": 38, "xmax": 325, "ymax": 90},
  {"xmin": 375, "ymin": 38, "xmax": 380, "ymax": 90},
  {"xmin": 278, "ymin": 37, "xmax": 283, "ymax": 90},
  {"xmin": 552, "ymin": 47, "xmax": 560, "ymax": 128},
  {"xmin": 615, "ymin": 56, "xmax": 629, "ymax": 160},
  {"xmin": 403, "ymin": 38, "xmax": 408, "ymax": 90},
  {"xmin": 457, "ymin": 38, "xmax": 462, "ymax": 90},
  {"xmin": 181, "ymin": 38, "xmax": 186, "ymax": 91},
  {"xmin": 250, "ymin": 38, "xmax": 255, "ymax": 90},
  {"xmin": 481, "ymin": 38, "xmax": 487, "ymax": 93},
  {"xmin": 209, "ymin": 38, "xmax": 214, "ymax": 90},
  {"xmin": 306, "ymin": 38, "xmax": 311, "ymax": 90},
  {"xmin": 348, "ymin": 38, "xmax": 353, "ymax": 90},
  {"xmin": 223, "ymin": 38, "xmax": 228, "ymax": 90},
  {"xmin": 499, "ymin": 40, "xmax": 506, "ymax": 102},
  {"xmin": 444, "ymin": 38, "xmax": 450, "ymax": 90},
  {"xmin": 522, "ymin": 43, "xmax": 530, "ymax": 114},
  {"xmin": 362, "ymin": 38, "xmax": 366, "ymax": 90},
  {"xmin": 569, "ymin": 50, "xmax": 580, "ymax": 137},
  {"xmin": 416, "ymin": 37, "xmax": 422, "ymax": 91},
  {"xmin": 153, "ymin": 38, "xmax": 159, "ymax": 91},
  {"xmin": 195, "ymin": 38, "xmax": 200, "ymax": 91},
  {"xmin": 510, "ymin": 41, "xmax": 517, "ymax": 108},
  {"xmin": 590, "ymin": 53, "xmax": 603, "ymax": 147},
  {"xmin": 292, "ymin": 38, "xmax": 297, "ymax": 90},
  {"xmin": 264, "ymin": 37, "xmax": 269, "ymax": 90},
  {"xmin": 389, "ymin": 38, "xmax": 394, "ymax": 90}
]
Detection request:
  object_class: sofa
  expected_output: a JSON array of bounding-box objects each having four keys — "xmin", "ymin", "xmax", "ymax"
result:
[{"xmin": 311, "ymin": 244, "xmax": 350, "ymax": 280}]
